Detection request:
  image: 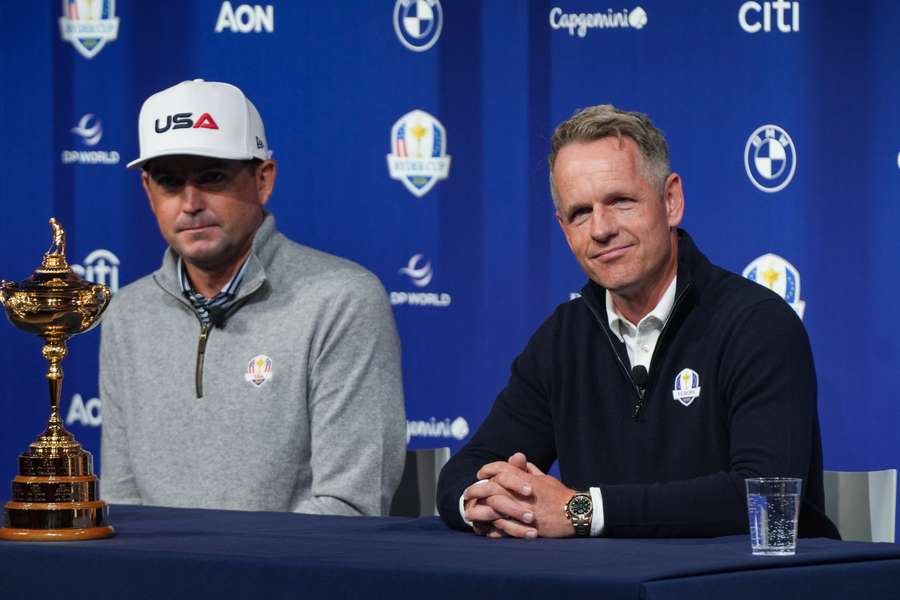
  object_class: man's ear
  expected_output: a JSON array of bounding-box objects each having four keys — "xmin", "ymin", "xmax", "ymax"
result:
[
  {"xmin": 141, "ymin": 170, "xmax": 156, "ymax": 214},
  {"xmin": 256, "ymin": 160, "xmax": 277, "ymax": 206},
  {"xmin": 663, "ymin": 172, "xmax": 684, "ymax": 227}
]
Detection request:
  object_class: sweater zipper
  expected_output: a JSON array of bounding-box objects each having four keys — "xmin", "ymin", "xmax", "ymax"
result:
[
  {"xmin": 632, "ymin": 284, "xmax": 692, "ymax": 419},
  {"xmin": 196, "ymin": 324, "xmax": 210, "ymax": 399},
  {"xmin": 584, "ymin": 283, "xmax": 692, "ymax": 420}
]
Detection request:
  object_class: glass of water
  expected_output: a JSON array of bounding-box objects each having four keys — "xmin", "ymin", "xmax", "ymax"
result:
[{"xmin": 745, "ymin": 477, "xmax": 802, "ymax": 556}]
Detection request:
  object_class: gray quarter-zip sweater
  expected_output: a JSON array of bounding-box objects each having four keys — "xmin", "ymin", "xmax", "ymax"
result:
[{"xmin": 99, "ymin": 215, "xmax": 406, "ymax": 515}]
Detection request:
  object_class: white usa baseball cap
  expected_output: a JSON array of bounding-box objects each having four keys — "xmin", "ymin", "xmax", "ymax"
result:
[{"xmin": 127, "ymin": 79, "xmax": 272, "ymax": 169}]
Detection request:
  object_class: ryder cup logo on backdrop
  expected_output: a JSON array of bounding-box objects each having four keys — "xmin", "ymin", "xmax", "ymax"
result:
[
  {"xmin": 71, "ymin": 249, "xmax": 120, "ymax": 292},
  {"xmin": 59, "ymin": 0, "xmax": 119, "ymax": 59},
  {"xmin": 391, "ymin": 254, "xmax": 452, "ymax": 307},
  {"xmin": 549, "ymin": 6, "xmax": 648, "ymax": 37},
  {"xmin": 672, "ymin": 368, "xmax": 701, "ymax": 407},
  {"xmin": 387, "ymin": 110, "xmax": 451, "ymax": 197},
  {"xmin": 62, "ymin": 114, "xmax": 121, "ymax": 165},
  {"xmin": 743, "ymin": 253, "xmax": 806, "ymax": 319},
  {"xmin": 394, "ymin": 0, "xmax": 443, "ymax": 52},
  {"xmin": 744, "ymin": 125, "xmax": 796, "ymax": 193},
  {"xmin": 407, "ymin": 417, "xmax": 469, "ymax": 443}
]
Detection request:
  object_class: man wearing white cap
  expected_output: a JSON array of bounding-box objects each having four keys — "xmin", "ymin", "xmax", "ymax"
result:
[{"xmin": 99, "ymin": 79, "xmax": 406, "ymax": 516}]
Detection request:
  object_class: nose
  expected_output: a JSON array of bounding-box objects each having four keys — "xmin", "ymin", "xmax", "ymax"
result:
[
  {"xmin": 181, "ymin": 183, "xmax": 206, "ymax": 214},
  {"xmin": 589, "ymin": 205, "xmax": 617, "ymax": 244}
]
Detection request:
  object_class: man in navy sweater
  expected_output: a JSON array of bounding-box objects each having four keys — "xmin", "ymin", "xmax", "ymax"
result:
[{"xmin": 436, "ymin": 105, "xmax": 838, "ymax": 539}]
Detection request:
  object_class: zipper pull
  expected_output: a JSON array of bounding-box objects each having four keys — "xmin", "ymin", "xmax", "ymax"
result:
[
  {"xmin": 196, "ymin": 324, "xmax": 210, "ymax": 399},
  {"xmin": 631, "ymin": 365, "xmax": 649, "ymax": 420}
]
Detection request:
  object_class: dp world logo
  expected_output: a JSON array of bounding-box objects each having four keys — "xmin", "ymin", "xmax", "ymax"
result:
[
  {"xmin": 399, "ymin": 254, "xmax": 433, "ymax": 287},
  {"xmin": 72, "ymin": 114, "xmax": 102, "ymax": 145},
  {"xmin": 743, "ymin": 253, "xmax": 805, "ymax": 319},
  {"xmin": 59, "ymin": 0, "xmax": 120, "ymax": 59},
  {"xmin": 744, "ymin": 124, "xmax": 797, "ymax": 193},
  {"xmin": 394, "ymin": 0, "xmax": 442, "ymax": 52},
  {"xmin": 387, "ymin": 110, "xmax": 451, "ymax": 197}
]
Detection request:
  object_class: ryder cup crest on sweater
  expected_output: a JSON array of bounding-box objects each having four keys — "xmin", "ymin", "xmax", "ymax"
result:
[
  {"xmin": 672, "ymin": 368, "xmax": 701, "ymax": 407},
  {"xmin": 245, "ymin": 355, "xmax": 273, "ymax": 387}
]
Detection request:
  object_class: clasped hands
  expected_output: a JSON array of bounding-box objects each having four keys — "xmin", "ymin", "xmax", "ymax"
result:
[{"xmin": 462, "ymin": 452, "xmax": 577, "ymax": 539}]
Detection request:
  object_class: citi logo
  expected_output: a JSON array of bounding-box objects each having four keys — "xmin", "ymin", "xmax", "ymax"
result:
[
  {"xmin": 215, "ymin": 1, "xmax": 274, "ymax": 33},
  {"xmin": 399, "ymin": 254, "xmax": 433, "ymax": 287},
  {"xmin": 154, "ymin": 112, "xmax": 219, "ymax": 134},
  {"xmin": 71, "ymin": 249, "xmax": 120, "ymax": 293},
  {"xmin": 739, "ymin": 1, "xmax": 799, "ymax": 33}
]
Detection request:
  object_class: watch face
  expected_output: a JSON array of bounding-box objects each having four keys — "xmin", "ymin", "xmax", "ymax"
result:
[{"xmin": 568, "ymin": 495, "xmax": 591, "ymax": 517}]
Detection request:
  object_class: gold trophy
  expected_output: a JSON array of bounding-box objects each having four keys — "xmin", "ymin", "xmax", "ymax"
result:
[{"xmin": 0, "ymin": 218, "xmax": 113, "ymax": 541}]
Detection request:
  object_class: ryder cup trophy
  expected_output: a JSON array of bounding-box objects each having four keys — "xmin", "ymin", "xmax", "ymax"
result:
[{"xmin": 0, "ymin": 218, "xmax": 114, "ymax": 540}]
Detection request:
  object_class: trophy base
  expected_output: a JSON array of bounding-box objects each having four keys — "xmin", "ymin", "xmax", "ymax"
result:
[
  {"xmin": 2, "ymin": 446, "xmax": 115, "ymax": 542},
  {"xmin": 0, "ymin": 525, "xmax": 115, "ymax": 541}
]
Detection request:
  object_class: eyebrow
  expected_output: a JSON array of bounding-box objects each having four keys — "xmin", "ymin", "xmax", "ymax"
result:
[{"xmin": 149, "ymin": 161, "xmax": 231, "ymax": 177}]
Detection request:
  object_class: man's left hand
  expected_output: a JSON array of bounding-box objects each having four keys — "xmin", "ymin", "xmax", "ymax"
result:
[{"xmin": 476, "ymin": 453, "xmax": 579, "ymax": 538}]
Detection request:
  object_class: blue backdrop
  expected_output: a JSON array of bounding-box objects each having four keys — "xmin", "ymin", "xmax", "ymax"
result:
[{"xmin": 1, "ymin": 1, "xmax": 898, "ymax": 537}]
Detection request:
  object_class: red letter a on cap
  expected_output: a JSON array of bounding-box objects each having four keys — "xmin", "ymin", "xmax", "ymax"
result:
[{"xmin": 193, "ymin": 113, "xmax": 219, "ymax": 129}]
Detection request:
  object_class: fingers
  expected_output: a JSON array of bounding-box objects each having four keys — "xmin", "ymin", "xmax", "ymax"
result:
[
  {"xmin": 507, "ymin": 452, "xmax": 528, "ymax": 470},
  {"xmin": 464, "ymin": 480, "xmax": 511, "ymax": 501},
  {"xmin": 490, "ymin": 470, "xmax": 534, "ymax": 497},
  {"xmin": 493, "ymin": 518, "xmax": 538, "ymax": 539},
  {"xmin": 464, "ymin": 484, "xmax": 534, "ymax": 524},
  {"xmin": 477, "ymin": 462, "xmax": 533, "ymax": 493},
  {"xmin": 484, "ymin": 494, "xmax": 534, "ymax": 525},
  {"xmin": 525, "ymin": 462, "xmax": 545, "ymax": 476},
  {"xmin": 465, "ymin": 501, "xmax": 502, "ymax": 523}
]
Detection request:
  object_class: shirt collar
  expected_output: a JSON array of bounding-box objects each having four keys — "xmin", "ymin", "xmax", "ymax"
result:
[
  {"xmin": 177, "ymin": 254, "xmax": 250, "ymax": 298},
  {"xmin": 605, "ymin": 275, "xmax": 678, "ymax": 342}
]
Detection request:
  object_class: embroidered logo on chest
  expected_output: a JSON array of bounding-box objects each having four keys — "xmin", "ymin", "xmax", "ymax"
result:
[
  {"xmin": 672, "ymin": 368, "xmax": 701, "ymax": 406},
  {"xmin": 244, "ymin": 355, "xmax": 273, "ymax": 387}
]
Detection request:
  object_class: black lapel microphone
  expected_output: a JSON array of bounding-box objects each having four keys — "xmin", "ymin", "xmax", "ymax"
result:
[{"xmin": 631, "ymin": 365, "xmax": 649, "ymax": 420}]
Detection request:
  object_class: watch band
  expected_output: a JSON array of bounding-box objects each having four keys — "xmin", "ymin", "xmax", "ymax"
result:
[{"xmin": 565, "ymin": 492, "xmax": 593, "ymax": 537}]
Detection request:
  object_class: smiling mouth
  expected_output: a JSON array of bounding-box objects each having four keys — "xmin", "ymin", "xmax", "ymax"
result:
[{"xmin": 592, "ymin": 245, "xmax": 633, "ymax": 261}]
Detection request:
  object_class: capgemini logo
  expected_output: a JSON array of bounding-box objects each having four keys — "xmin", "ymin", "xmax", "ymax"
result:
[
  {"xmin": 628, "ymin": 6, "xmax": 648, "ymax": 29},
  {"xmin": 549, "ymin": 6, "xmax": 647, "ymax": 37},
  {"xmin": 399, "ymin": 254, "xmax": 433, "ymax": 287},
  {"xmin": 406, "ymin": 416, "xmax": 470, "ymax": 443},
  {"xmin": 71, "ymin": 114, "xmax": 102, "ymax": 146}
]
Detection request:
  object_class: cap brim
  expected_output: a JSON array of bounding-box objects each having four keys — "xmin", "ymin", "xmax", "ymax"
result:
[{"xmin": 126, "ymin": 147, "xmax": 256, "ymax": 169}]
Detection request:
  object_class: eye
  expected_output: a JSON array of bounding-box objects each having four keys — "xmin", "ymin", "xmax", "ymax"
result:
[
  {"xmin": 152, "ymin": 174, "xmax": 182, "ymax": 189},
  {"xmin": 613, "ymin": 197, "xmax": 635, "ymax": 207},
  {"xmin": 196, "ymin": 170, "xmax": 228, "ymax": 185},
  {"xmin": 570, "ymin": 206, "xmax": 591, "ymax": 225}
]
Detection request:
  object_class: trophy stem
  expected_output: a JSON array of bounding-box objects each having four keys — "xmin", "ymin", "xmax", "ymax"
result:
[
  {"xmin": 44, "ymin": 338, "xmax": 67, "ymax": 425},
  {"xmin": 28, "ymin": 337, "xmax": 79, "ymax": 456}
]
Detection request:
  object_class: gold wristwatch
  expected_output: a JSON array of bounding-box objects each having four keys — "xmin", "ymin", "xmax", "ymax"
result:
[{"xmin": 564, "ymin": 492, "xmax": 593, "ymax": 537}]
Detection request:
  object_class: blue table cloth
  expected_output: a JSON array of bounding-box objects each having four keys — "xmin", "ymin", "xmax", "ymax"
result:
[{"xmin": 1, "ymin": 505, "xmax": 898, "ymax": 599}]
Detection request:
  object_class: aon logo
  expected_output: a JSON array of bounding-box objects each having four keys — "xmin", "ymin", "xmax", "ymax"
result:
[{"xmin": 66, "ymin": 393, "xmax": 102, "ymax": 427}]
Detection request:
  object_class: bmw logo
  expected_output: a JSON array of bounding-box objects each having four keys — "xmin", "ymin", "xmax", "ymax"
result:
[
  {"xmin": 744, "ymin": 124, "xmax": 797, "ymax": 193},
  {"xmin": 393, "ymin": 0, "xmax": 443, "ymax": 52}
]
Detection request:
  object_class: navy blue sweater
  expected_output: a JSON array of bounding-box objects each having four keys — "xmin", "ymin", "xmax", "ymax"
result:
[{"xmin": 437, "ymin": 231, "xmax": 838, "ymax": 539}]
